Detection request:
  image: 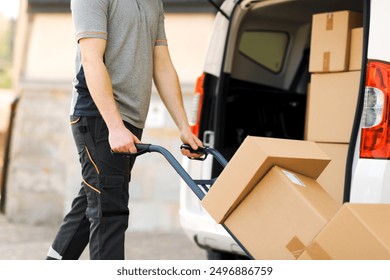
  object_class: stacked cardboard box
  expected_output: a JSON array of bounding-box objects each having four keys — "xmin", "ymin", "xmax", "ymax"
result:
[
  {"xmin": 308, "ymin": 11, "xmax": 363, "ymax": 73},
  {"xmin": 306, "ymin": 10, "xmax": 363, "ymax": 204}
]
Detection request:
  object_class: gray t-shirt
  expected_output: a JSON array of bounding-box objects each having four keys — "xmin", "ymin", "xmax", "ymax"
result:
[{"xmin": 70, "ymin": 0, "xmax": 168, "ymax": 129}]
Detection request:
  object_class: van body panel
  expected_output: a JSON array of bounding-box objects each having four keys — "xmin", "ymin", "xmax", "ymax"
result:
[{"xmin": 350, "ymin": 159, "xmax": 390, "ymax": 203}]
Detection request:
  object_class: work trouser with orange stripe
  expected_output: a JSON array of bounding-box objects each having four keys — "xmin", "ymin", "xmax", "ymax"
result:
[{"xmin": 46, "ymin": 116, "xmax": 142, "ymax": 260}]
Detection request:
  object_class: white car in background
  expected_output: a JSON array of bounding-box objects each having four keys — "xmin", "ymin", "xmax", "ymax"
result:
[{"xmin": 179, "ymin": 0, "xmax": 390, "ymax": 259}]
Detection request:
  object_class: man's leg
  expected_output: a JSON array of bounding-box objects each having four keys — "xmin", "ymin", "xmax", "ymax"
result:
[
  {"xmin": 46, "ymin": 116, "xmax": 142, "ymax": 260},
  {"xmin": 46, "ymin": 116, "xmax": 92, "ymax": 260},
  {"xmin": 46, "ymin": 187, "xmax": 90, "ymax": 260},
  {"xmin": 85, "ymin": 117, "xmax": 142, "ymax": 260}
]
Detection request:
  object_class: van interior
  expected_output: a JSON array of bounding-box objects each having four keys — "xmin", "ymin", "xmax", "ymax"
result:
[{"xmin": 210, "ymin": 0, "xmax": 364, "ymax": 175}]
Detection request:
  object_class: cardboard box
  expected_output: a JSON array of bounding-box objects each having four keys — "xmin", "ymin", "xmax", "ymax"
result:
[
  {"xmin": 201, "ymin": 136, "xmax": 331, "ymax": 223},
  {"xmin": 309, "ymin": 11, "xmax": 363, "ymax": 73},
  {"xmin": 349, "ymin": 27, "xmax": 363, "ymax": 70},
  {"xmin": 299, "ymin": 203, "xmax": 390, "ymax": 260},
  {"xmin": 223, "ymin": 166, "xmax": 340, "ymax": 259},
  {"xmin": 316, "ymin": 143, "xmax": 349, "ymax": 205},
  {"xmin": 306, "ymin": 71, "xmax": 360, "ymax": 143}
]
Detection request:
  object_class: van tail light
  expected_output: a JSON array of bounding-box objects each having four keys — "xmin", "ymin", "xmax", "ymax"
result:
[
  {"xmin": 189, "ymin": 73, "xmax": 205, "ymax": 137},
  {"xmin": 360, "ymin": 60, "xmax": 390, "ymax": 159}
]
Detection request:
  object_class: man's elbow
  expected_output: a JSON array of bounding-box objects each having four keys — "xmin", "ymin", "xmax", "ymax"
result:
[{"xmin": 82, "ymin": 56, "xmax": 105, "ymax": 71}]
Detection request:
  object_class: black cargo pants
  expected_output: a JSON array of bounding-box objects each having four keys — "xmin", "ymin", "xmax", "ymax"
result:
[{"xmin": 46, "ymin": 116, "xmax": 142, "ymax": 260}]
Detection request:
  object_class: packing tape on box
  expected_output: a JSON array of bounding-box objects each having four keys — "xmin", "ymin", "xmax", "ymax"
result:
[
  {"xmin": 323, "ymin": 52, "xmax": 330, "ymax": 72},
  {"xmin": 326, "ymin": 13, "xmax": 334, "ymax": 31},
  {"xmin": 286, "ymin": 236, "xmax": 306, "ymax": 259},
  {"xmin": 322, "ymin": 13, "xmax": 333, "ymax": 72},
  {"xmin": 305, "ymin": 241, "xmax": 332, "ymax": 260}
]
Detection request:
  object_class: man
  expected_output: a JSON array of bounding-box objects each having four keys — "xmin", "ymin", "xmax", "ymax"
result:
[{"xmin": 46, "ymin": 0, "xmax": 202, "ymax": 260}]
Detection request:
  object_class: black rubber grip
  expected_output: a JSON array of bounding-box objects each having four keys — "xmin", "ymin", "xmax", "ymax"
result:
[
  {"xmin": 180, "ymin": 144, "xmax": 206, "ymax": 154},
  {"xmin": 110, "ymin": 143, "xmax": 151, "ymax": 157}
]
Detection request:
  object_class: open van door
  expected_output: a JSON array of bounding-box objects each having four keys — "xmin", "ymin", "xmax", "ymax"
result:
[{"xmin": 346, "ymin": 0, "xmax": 390, "ymax": 203}]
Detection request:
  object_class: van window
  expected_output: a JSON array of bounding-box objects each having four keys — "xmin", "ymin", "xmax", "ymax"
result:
[{"xmin": 238, "ymin": 31, "xmax": 289, "ymax": 73}]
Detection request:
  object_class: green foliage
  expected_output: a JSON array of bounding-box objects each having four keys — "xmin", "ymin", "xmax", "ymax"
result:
[
  {"xmin": 0, "ymin": 16, "xmax": 14, "ymax": 89},
  {"xmin": 0, "ymin": 67, "xmax": 12, "ymax": 88}
]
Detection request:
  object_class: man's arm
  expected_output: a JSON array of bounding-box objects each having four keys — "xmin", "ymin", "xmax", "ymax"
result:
[
  {"xmin": 79, "ymin": 37, "xmax": 139, "ymax": 153},
  {"xmin": 153, "ymin": 46, "xmax": 203, "ymax": 157}
]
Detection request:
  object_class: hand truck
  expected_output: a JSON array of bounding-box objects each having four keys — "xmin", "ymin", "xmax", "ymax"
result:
[{"xmin": 112, "ymin": 143, "xmax": 253, "ymax": 259}]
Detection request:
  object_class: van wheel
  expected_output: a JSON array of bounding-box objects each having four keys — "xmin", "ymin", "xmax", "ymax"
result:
[{"xmin": 206, "ymin": 249, "xmax": 249, "ymax": 260}]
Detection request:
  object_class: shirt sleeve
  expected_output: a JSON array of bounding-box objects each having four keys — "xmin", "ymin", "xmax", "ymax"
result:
[
  {"xmin": 155, "ymin": 0, "xmax": 168, "ymax": 46},
  {"xmin": 71, "ymin": 0, "xmax": 109, "ymax": 43}
]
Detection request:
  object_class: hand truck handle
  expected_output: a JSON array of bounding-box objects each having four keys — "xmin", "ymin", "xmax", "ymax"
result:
[
  {"xmin": 180, "ymin": 144, "xmax": 228, "ymax": 167},
  {"xmin": 110, "ymin": 143, "xmax": 151, "ymax": 157},
  {"xmin": 111, "ymin": 143, "xmax": 228, "ymax": 200}
]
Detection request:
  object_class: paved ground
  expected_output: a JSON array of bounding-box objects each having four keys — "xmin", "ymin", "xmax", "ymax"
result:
[{"xmin": 0, "ymin": 214, "xmax": 207, "ymax": 260}]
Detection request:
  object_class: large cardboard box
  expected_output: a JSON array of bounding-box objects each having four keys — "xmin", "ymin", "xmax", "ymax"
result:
[
  {"xmin": 309, "ymin": 11, "xmax": 363, "ymax": 73},
  {"xmin": 349, "ymin": 27, "xmax": 363, "ymax": 71},
  {"xmin": 202, "ymin": 136, "xmax": 331, "ymax": 223},
  {"xmin": 223, "ymin": 166, "xmax": 340, "ymax": 259},
  {"xmin": 299, "ymin": 203, "xmax": 390, "ymax": 260},
  {"xmin": 316, "ymin": 143, "xmax": 349, "ymax": 205},
  {"xmin": 306, "ymin": 71, "xmax": 360, "ymax": 143}
]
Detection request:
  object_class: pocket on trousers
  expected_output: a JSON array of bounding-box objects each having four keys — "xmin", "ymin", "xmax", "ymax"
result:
[
  {"xmin": 70, "ymin": 116, "xmax": 86, "ymax": 154},
  {"xmin": 99, "ymin": 173, "xmax": 129, "ymax": 216},
  {"xmin": 70, "ymin": 115, "xmax": 81, "ymax": 125}
]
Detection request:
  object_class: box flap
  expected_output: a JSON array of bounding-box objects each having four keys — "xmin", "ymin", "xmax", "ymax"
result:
[{"xmin": 201, "ymin": 136, "xmax": 331, "ymax": 223}]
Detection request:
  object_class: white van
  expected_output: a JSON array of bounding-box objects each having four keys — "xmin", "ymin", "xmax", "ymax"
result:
[{"xmin": 179, "ymin": 0, "xmax": 390, "ymax": 259}]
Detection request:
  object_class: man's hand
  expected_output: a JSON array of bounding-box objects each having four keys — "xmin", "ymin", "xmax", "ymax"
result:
[
  {"xmin": 109, "ymin": 125, "xmax": 141, "ymax": 154},
  {"xmin": 180, "ymin": 126, "xmax": 204, "ymax": 158}
]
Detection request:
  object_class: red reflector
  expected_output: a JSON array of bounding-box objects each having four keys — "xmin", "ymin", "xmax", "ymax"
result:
[
  {"xmin": 360, "ymin": 61, "xmax": 390, "ymax": 158},
  {"xmin": 189, "ymin": 74, "xmax": 205, "ymax": 137}
]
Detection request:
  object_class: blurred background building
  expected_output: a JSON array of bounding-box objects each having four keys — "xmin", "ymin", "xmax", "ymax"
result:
[{"xmin": 0, "ymin": 0, "xmax": 221, "ymax": 232}]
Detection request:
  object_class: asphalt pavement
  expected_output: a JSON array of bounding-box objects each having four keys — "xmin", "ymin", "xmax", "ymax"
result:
[{"xmin": 0, "ymin": 214, "xmax": 207, "ymax": 260}]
